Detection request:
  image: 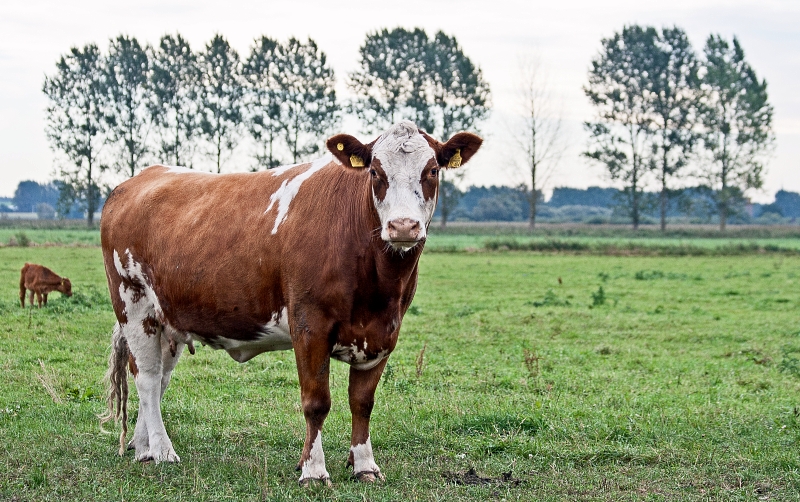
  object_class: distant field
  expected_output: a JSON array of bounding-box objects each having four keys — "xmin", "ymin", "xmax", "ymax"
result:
[
  {"xmin": 1, "ymin": 247, "xmax": 799, "ymax": 500},
  {"xmin": 6, "ymin": 223, "xmax": 800, "ymax": 254}
]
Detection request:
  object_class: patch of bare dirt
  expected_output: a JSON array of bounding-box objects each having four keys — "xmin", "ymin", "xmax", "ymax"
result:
[{"xmin": 443, "ymin": 467, "xmax": 522, "ymax": 486}]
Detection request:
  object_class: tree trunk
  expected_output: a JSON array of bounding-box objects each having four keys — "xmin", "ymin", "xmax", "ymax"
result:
[
  {"xmin": 660, "ymin": 187, "xmax": 667, "ymax": 232},
  {"xmin": 440, "ymin": 171, "xmax": 448, "ymax": 229},
  {"xmin": 631, "ymin": 166, "xmax": 639, "ymax": 231},
  {"xmin": 86, "ymin": 160, "xmax": 95, "ymax": 227},
  {"xmin": 216, "ymin": 133, "xmax": 222, "ymax": 173},
  {"xmin": 529, "ymin": 190, "xmax": 536, "ymax": 230}
]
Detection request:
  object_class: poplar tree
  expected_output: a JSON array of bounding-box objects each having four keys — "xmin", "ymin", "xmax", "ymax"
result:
[
  {"xmin": 649, "ymin": 27, "xmax": 701, "ymax": 231},
  {"xmin": 198, "ymin": 35, "xmax": 243, "ymax": 172},
  {"xmin": 348, "ymin": 28, "xmax": 428, "ymax": 133},
  {"xmin": 43, "ymin": 43, "xmax": 108, "ymax": 226},
  {"xmin": 149, "ymin": 34, "xmax": 200, "ymax": 167},
  {"xmin": 584, "ymin": 26, "xmax": 659, "ymax": 230},
  {"xmin": 274, "ymin": 37, "xmax": 338, "ymax": 164},
  {"xmin": 105, "ymin": 35, "xmax": 151, "ymax": 178},
  {"xmin": 698, "ymin": 35, "xmax": 774, "ymax": 230},
  {"xmin": 419, "ymin": 31, "xmax": 491, "ymax": 140},
  {"xmin": 348, "ymin": 28, "xmax": 490, "ymax": 227},
  {"xmin": 512, "ymin": 57, "xmax": 565, "ymax": 230},
  {"xmin": 243, "ymin": 36, "xmax": 283, "ymax": 169}
]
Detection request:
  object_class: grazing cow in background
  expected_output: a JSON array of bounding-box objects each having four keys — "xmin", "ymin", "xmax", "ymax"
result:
[
  {"xmin": 19, "ymin": 263, "xmax": 72, "ymax": 308},
  {"xmin": 100, "ymin": 121, "xmax": 482, "ymax": 485}
]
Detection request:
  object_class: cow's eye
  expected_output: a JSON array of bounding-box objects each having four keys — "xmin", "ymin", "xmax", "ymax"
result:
[
  {"xmin": 369, "ymin": 169, "xmax": 378, "ymax": 178},
  {"xmin": 430, "ymin": 168, "xmax": 439, "ymax": 177}
]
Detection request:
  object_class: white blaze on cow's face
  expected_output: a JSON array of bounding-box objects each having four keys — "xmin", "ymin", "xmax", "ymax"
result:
[
  {"xmin": 368, "ymin": 122, "xmax": 438, "ymax": 251},
  {"xmin": 326, "ymin": 121, "xmax": 483, "ymax": 252}
]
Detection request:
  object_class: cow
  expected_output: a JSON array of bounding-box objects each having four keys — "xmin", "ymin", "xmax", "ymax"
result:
[
  {"xmin": 99, "ymin": 121, "xmax": 482, "ymax": 485},
  {"xmin": 19, "ymin": 263, "xmax": 73, "ymax": 308}
]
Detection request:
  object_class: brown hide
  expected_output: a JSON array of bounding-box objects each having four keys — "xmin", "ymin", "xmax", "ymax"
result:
[
  {"xmin": 19, "ymin": 263, "xmax": 72, "ymax": 308},
  {"xmin": 100, "ymin": 161, "xmax": 422, "ymax": 361}
]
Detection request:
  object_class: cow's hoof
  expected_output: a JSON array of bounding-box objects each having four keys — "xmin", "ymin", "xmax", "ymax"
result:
[
  {"xmin": 137, "ymin": 446, "xmax": 180, "ymax": 463},
  {"xmin": 354, "ymin": 470, "xmax": 385, "ymax": 483},
  {"xmin": 298, "ymin": 476, "xmax": 332, "ymax": 488}
]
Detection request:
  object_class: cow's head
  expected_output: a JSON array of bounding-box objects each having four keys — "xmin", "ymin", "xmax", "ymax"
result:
[
  {"xmin": 327, "ymin": 121, "xmax": 482, "ymax": 251},
  {"xmin": 60, "ymin": 278, "xmax": 73, "ymax": 297}
]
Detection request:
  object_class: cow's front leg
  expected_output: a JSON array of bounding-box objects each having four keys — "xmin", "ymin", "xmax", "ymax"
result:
[
  {"xmin": 294, "ymin": 337, "xmax": 332, "ymax": 486},
  {"xmin": 347, "ymin": 359, "xmax": 388, "ymax": 482},
  {"xmin": 43, "ymin": 293, "xmax": 48, "ymax": 306},
  {"xmin": 35, "ymin": 291, "xmax": 43, "ymax": 308}
]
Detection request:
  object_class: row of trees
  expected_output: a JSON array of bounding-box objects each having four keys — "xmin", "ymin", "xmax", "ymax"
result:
[
  {"xmin": 583, "ymin": 26, "xmax": 774, "ymax": 231},
  {"xmin": 43, "ymin": 29, "xmax": 491, "ymax": 225}
]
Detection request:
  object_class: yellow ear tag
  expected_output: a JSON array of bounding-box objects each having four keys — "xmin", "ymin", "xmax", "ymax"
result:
[
  {"xmin": 448, "ymin": 148, "xmax": 462, "ymax": 168},
  {"xmin": 336, "ymin": 143, "xmax": 344, "ymax": 151},
  {"xmin": 350, "ymin": 155, "xmax": 365, "ymax": 167}
]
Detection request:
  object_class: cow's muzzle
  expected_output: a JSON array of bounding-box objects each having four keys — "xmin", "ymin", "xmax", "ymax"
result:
[{"xmin": 386, "ymin": 218, "xmax": 423, "ymax": 248}]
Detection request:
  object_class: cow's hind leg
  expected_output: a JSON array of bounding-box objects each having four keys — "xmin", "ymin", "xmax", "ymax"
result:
[
  {"xmin": 126, "ymin": 321, "xmax": 179, "ymax": 463},
  {"xmin": 160, "ymin": 326, "xmax": 185, "ymax": 398},
  {"xmin": 347, "ymin": 359, "xmax": 388, "ymax": 482},
  {"xmin": 127, "ymin": 327, "xmax": 184, "ymax": 453},
  {"xmin": 43, "ymin": 293, "xmax": 48, "ymax": 306}
]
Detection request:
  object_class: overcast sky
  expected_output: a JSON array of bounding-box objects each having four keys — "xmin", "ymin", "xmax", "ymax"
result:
[{"xmin": 1, "ymin": 0, "xmax": 797, "ymax": 202}]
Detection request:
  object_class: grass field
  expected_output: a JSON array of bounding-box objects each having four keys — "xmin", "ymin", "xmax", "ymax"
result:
[{"xmin": 2, "ymin": 244, "xmax": 800, "ymax": 500}]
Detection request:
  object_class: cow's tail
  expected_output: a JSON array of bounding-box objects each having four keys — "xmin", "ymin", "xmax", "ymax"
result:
[{"xmin": 99, "ymin": 322, "xmax": 129, "ymax": 456}]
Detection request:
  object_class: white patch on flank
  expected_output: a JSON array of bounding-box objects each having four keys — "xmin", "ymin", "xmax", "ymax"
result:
[
  {"xmin": 265, "ymin": 155, "xmax": 331, "ymax": 234},
  {"xmin": 351, "ymin": 437, "xmax": 382, "ymax": 476},
  {"xmin": 370, "ymin": 121, "xmax": 438, "ymax": 246},
  {"xmin": 299, "ymin": 430, "xmax": 330, "ymax": 483},
  {"xmin": 269, "ymin": 162, "xmax": 302, "ymax": 176},
  {"xmin": 113, "ymin": 249, "xmax": 179, "ymax": 463},
  {"xmin": 115, "ymin": 249, "xmax": 164, "ymax": 322},
  {"xmin": 332, "ymin": 343, "xmax": 389, "ymax": 370},
  {"xmin": 212, "ymin": 308, "xmax": 292, "ymax": 362}
]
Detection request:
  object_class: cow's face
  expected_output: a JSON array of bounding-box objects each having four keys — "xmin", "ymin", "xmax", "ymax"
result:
[
  {"xmin": 327, "ymin": 121, "xmax": 482, "ymax": 251},
  {"xmin": 60, "ymin": 278, "xmax": 73, "ymax": 297}
]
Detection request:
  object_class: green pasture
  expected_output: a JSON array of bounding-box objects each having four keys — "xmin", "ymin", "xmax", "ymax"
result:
[{"xmin": 1, "ymin": 246, "xmax": 800, "ymax": 500}]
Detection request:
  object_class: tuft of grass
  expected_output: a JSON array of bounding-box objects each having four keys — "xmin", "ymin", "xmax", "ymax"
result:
[
  {"xmin": 14, "ymin": 231, "xmax": 31, "ymax": 247},
  {"xmin": 591, "ymin": 286, "xmax": 606, "ymax": 307},
  {"xmin": 529, "ymin": 289, "xmax": 570, "ymax": 307}
]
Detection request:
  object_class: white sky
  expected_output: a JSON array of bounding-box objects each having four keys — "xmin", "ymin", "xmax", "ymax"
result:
[{"xmin": 1, "ymin": 0, "xmax": 798, "ymax": 202}]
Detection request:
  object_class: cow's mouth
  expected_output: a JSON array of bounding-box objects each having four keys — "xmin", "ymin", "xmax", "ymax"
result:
[{"xmin": 388, "ymin": 238, "xmax": 424, "ymax": 250}]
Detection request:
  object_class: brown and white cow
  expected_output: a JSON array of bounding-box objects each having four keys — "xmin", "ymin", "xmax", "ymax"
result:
[
  {"xmin": 19, "ymin": 263, "xmax": 73, "ymax": 308},
  {"xmin": 100, "ymin": 121, "xmax": 482, "ymax": 485}
]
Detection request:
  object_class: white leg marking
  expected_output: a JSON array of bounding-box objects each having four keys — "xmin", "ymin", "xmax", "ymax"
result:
[
  {"xmin": 299, "ymin": 431, "xmax": 330, "ymax": 484},
  {"xmin": 114, "ymin": 249, "xmax": 179, "ymax": 463},
  {"xmin": 351, "ymin": 437, "xmax": 383, "ymax": 479}
]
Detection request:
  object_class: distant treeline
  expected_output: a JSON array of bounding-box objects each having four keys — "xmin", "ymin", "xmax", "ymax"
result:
[{"xmin": 433, "ymin": 185, "xmax": 798, "ymax": 225}]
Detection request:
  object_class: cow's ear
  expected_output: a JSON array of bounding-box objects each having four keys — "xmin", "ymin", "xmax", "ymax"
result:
[
  {"xmin": 326, "ymin": 134, "xmax": 372, "ymax": 169},
  {"xmin": 437, "ymin": 132, "xmax": 483, "ymax": 168}
]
